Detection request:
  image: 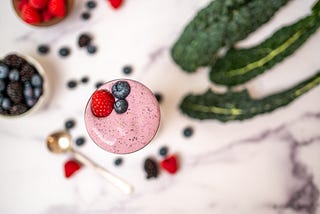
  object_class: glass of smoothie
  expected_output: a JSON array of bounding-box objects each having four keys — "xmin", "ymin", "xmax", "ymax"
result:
[{"xmin": 84, "ymin": 79, "xmax": 160, "ymax": 154}]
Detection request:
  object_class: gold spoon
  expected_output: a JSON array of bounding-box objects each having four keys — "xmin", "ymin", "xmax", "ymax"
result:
[{"xmin": 46, "ymin": 130, "xmax": 134, "ymax": 194}]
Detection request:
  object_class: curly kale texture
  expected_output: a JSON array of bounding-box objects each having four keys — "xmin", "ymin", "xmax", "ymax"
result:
[
  {"xmin": 180, "ymin": 71, "xmax": 320, "ymax": 122},
  {"xmin": 210, "ymin": 5, "xmax": 320, "ymax": 86},
  {"xmin": 171, "ymin": 0, "xmax": 290, "ymax": 72}
]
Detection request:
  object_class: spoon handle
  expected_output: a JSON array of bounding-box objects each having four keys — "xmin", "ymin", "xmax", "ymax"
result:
[{"xmin": 70, "ymin": 149, "xmax": 134, "ymax": 194}]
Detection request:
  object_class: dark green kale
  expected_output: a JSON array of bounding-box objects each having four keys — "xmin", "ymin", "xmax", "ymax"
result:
[
  {"xmin": 210, "ymin": 3, "xmax": 320, "ymax": 86},
  {"xmin": 171, "ymin": 0, "xmax": 290, "ymax": 72},
  {"xmin": 180, "ymin": 71, "xmax": 320, "ymax": 122}
]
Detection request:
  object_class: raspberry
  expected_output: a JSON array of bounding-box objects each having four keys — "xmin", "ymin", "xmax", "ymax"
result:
[
  {"xmin": 42, "ymin": 9, "xmax": 54, "ymax": 22},
  {"xmin": 64, "ymin": 159, "xmax": 82, "ymax": 178},
  {"xmin": 6, "ymin": 82, "xmax": 24, "ymax": 104},
  {"xmin": 109, "ymin": 0, "xmax": 123, "ymax": 9},
  {"xmin": 18, "ymin": 0, "xmax": 28, "ymax": 11},
  {"xmin": 20, "ymin": 64, "xmax": 35, "ymax": 82},
  {"xmin": 29, "ymin": 0, "xmax": 48, "ymax": 9},
  {"xmin": 48, "ymin": 0, "xmax": 66, "ymax": 18},
  {"xmin": 160, "ymin": 155, "xmax": 178, "ymax": 174},
  {"xmin": 21, "ymin": 4, "xmax": 42, "ymax": 24},
  {"xmin": 91, "ymin": 90, "xmax": 115, "ymax": 117}
]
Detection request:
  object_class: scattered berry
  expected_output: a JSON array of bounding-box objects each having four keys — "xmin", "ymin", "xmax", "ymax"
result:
[
  {"xmin": 114, "ymin": 157, "xmax": 123, "ymax": 166},
  {"xmin": 29, "ymin": 0, "xmax": 48, "ymax": 9},
  {"xmin": 114, "ymin": 99, "xmax": 128, "ymax": 114},
  {"xmin": 95, "ymin": 81, "xmax": 104, "ymax": 89},
  {"xmin": 112, "ymin": 81, "xmax": 131, "ymax": 99},
  {"xmin": 109, "ymin": 0, "xmax": 123, "ymax": 9},
  {"xmin": 67, "ymin": 80, "xmax": 77, "ymax": 89},
  {"xmin": 0, "ymin": 63, "xmax": 9, "ymax": 78},
  {"xmin": 38, "ymin": 44, "xmax": 50, "ymax": 55},
  {"xmin": 81, "ymin": 76, "xmax": 89, "ymax": 84},
  {"xmin": 86, "ymin": 1, "xmax": 97, "ymax": 9},
  {"xmin": 183, "ymin": 126, "xmax": 194, "ymax": 138},
  {"xmin": 122, "ymin": 65, "xmax": 132, "ymax": 75},
  {"xmin": 21, "ymin": 4, "xmax": 42, "ymax": 24},
  {"xmin": 159, "ymin": 146, "xmax": 168, "ymax": 157},
  {"xmin": 9, "ymin": 69, "xmax": 20, "ymax": 81},
  {"xmin": 154, "ymin": 92, "xmax": 163, "ymax": 103},
  {"xmin": 78, "ymin": 33, "xmax": 92, "ymax": 48},
  {"xmin": 161, "ymin": 155, "xmax": 179, "ymax": 174},
  {"xmin": 48, "ymin": 0, "xmax": 66, "ymax": 18},
  {"xmin": 91, "ymin": 90, "xmax": 115, "ymax": 117},
  {"xmin": 144, "ymin": 157, "xmax": 159, "ymax": 179},
  {"xmin": 65, "ymin": 119, "xmax": 75, "ymax": 130},
  {"xmin": 59, "ymin": 47, "xmax": 71, "ymax": 57},
  {"xmin": 64, "ymin": 159, "xmax": 82, "ymax": 178},
  {"xmin": 81, "ymin": 12, "xmax": 91, "ymax": 20},
  {"xmin": 87, "ymin": 45, "xmax": 97, "ymax": 54},
  {"xmin": 75, "ymin": 137, "xmax": 86, "ymax": 146}
]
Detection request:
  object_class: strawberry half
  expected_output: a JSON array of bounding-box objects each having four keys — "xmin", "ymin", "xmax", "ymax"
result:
[
  {"xmin": 48, "ymin": 0, "xmax": 66, "ymax": 18},
  {"xmin": 109, "ymin": 0, "xmax": 123, "ymax": 9},
  {"xmin": 161, "ymin": 155, "xmax": 179, "ymax": 174},
  {"xmin": 29, "ymin": 0, "xmax": 48, "ymax": 9},
  {"xmin": 21, "ymin": 4, "xmax": 41, "ymax": 24},
  {"xmin": 91, "ymin": 90, "xmax": 115, "ymax": 117},
  {"xmin": 64, "ymin": 159, "xmax": 82, "ymax": 178}
]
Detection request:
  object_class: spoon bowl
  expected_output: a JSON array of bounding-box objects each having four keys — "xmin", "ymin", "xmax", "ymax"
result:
[{"xmin": 46, "ymin": 131, "xmax": 72, "ymax": 154}]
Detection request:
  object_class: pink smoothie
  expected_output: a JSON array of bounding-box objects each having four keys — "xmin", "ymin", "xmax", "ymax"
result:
[{"xmin": 84, "ymin": 79, "xmax": 160, "ymax": 154}]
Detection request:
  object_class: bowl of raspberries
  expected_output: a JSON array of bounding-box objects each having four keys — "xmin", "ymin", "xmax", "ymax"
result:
[
  {"xmin": 12, "ymin": 0, "xmax": 74, "ymax": 26},
  {"xmin": 0, "ymin": 53, "xmax": 49, "ymax": 117}
]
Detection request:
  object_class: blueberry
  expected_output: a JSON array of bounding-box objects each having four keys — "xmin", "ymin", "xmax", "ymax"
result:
[
  {"xmin": 86, "ymin": 1, "xmax": 97, "ymax": 9},
  {"xmin": 81, "ymin": 12, "xmax": 91, "ymax": 20},
  {"xmin": 114, "ymin": 99, "xmax": 128, "ymax": 114},
  {"xmin": 78, "ymin": 34, "xmax": 92, "ymax": 48},
  {"xmin": 65, "ymin": 119, "xmax": 75, "ymax": 130},
  {"xmin": 0, "ymin": 63, "xmax": 9, "ymax": 79},
  {"xmin": 154, "ymin": 93, "xmax": 163, "ymax": 103},
  {"xmin": 87, "ymin": 45, "xmax": 97, "ymax": 54},
  {"xmin": 67, "ymin": 80, "xmax": 77, "ymax": 89},
  {"xmin": 33, "ymin": 87, "xmax": 42, "ymax": 98},
  {"xmin": 59, "ymin": 47, "xmax": 71, "ymax": 57},
  {"xmin": 31, "ymin": 74, "xmax": 42, "ymax": 87},
  {"xmin": 0, "ymin": 80, "xmax": 5, "ymax": 91},
  {"xmin": 38, "ymin": 45, "xmax": 50, "ymax": 55},
  {"xmin": 183, "ymin": 126, "xmax": 194, "ymax": 138},
  {"xmin": 26, "ymin": 97, "xmax": 36, "ymax": 107},
  {"xmin": 1, "ymin": 98, "xmax": 11, "ymax": 110},
  {"xmin": 24, "ymin": 82, "xmax": 33, "ymax": 98},
  {"xmin": 112, "ymin": 81, "xmax": 131, "ymax": 99},
  {"xmin": 8, "ymin": 69, "xmax": 20, "ymax": 81},
  {"xmin": 75, "ymin": 137, "xmax": 86, "ymax": 146},
  {"xmin": 81, "ymin": 76, "xmax": 89, "ymax": 84},
  {"xmin": 95, "ymin": 81, "xmax": 104, "ymax": 89},
  {"xmin": 114, "ymin": 158, "xmax": 123, "ymax": 166},
  {"xmin": 122, "ymin": 65, "xmax": 132, "ymax": 75},
  {"xmin": 159, "ymin": 146, "xmax": 168, "ymax": 157}
]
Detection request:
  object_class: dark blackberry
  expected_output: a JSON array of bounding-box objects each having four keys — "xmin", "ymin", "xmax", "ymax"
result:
[
  {"xmin": 122, "ymin": 65, "xmax": 133, "ymax": 75},
  {"xmin": 112, "ymin": 81, "xmax": 131, "ymax": 99},
  {"xmin": 38, "ymin": 45, "xmax": 50, "ymax": 55},
  {"xmin": 59, "ymin": 47, "xmax": 71, "ymax": 57},
  {"xmin": 114, "ymin": 158, "xmax": 123, "ymax": 166},
  {"xmin": 67, "ymin": 80, "xmax": 77, "ymax": 89},
  {"xmin": 114, "ymin": 99, "xmax": 128, "ymax": 114},
  {"xmin": 6, "ymin": 82, "xmax": 23, "ymax": 104},
  {"xmin": 78, "ymin": 34, "xmax": 92, "ymax": 48},
  {"xmin": 159, "ymin": 146, "xmax": 168, "ymax": 157},
  {"xmin": 144, "ymin": 158, "xmax": 159, "ymax": 179},
  {"xmin": 75, "ymin": 137, "xmax": 86, "ymax": 146},
  {"xmin": 3, "ymin": 54, "xmax": 25, "ymax": 69},
  {"xmin": 87, "ymin": 45, "xmax": 97, "ymax": 54},
  {"xmin": 65, "ymin": 119, "xmax": 75, "ymax": 130},
  {"xmin": 183, "ymin": 126, "xmax": 194, "ymax": 138},
  {"xmin": 10, "ymin": 104, "xmax": 28, "ymax": 115},
  {"xmin": 20, "ymin": 64, "xmax": 35, "ymax": 82},
  {"xmin": 86, "ymin": 1, "xmax": 97, "ymax": 9},
  {"xmin": 81, "ymin": 12, "xmax": 91, "ymax": 20},
  {"xmin": 0, "ymin": 63, "xmax": 9, "ymax": 79},
  {"xmin": 81, "ymin": 76, "xmax": 89, "ymax": 84},
  {"xmin": 154, "ymin": 93, "xmax": 163, "ymax": 103}
]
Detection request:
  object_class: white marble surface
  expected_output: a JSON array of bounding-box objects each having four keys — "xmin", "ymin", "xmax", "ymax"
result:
[{"xmin": 1, "ymin": 0, "xmax": 320, "ymax": 213}]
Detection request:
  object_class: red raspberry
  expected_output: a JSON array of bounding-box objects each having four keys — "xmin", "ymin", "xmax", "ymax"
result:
[
  {"xmin": 48, "ymin": 0, "xmax": 66, "ymax": 18},
  {"xmin": 18, "ymin": 0, "xmax": 28, "ymax": 11},
  {"xmin": 109, "ymin": 0, "xmax": 123, "ymax": 9},
  {"xmin": 29, "ymin": 0, "xmax": 48, "ymax": 9},
  {"xmin": 21, "ymin": 4, "xmax": 41, "ymax": 24},
  {"xmin": 64, "ymin": 159, "xmax": 82, "ymax": 178},
  {"xmin": 91, "ymin": 90, "xmax": 115, "ymax": 117},
  {"xmin": 42, "ymin": 9, "xmax": 54, "ymax": 22},
  {"xmin": 161, "ymin": 155, "xmax": 179, "ymax": 174}
]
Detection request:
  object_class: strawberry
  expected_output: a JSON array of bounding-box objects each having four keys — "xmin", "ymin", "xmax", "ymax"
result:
[
  {"xmin": 64, "ymin": 159, "xmax": 82, "ymax": 178},
  {"xmin": 21, "ymin": 4, "xmax": 41, "ymax": 24},
  {"xmin": 109, "ymin": 0, "xmax": 123, "ymax": 9},
  {"xmin": 161, "ymin": 155, "xmax": 179, "ymax": 174},
  {"xmin": 18, "ymin": 0, "xmax": 28, "ymax": 11},
  {"xmin": 42, "ymin": 9, "xmax": 54, "ymax": 22},
  {"xmin": 91, "ymin": 90, "xmax": 115, "ymax": 117},
  {"xmin": 48, "ymin": 0, "xmax": 66, "ymax": 18},
  {"xmin": 29, "ymin": 0, "xmax": 48, "ymax": 9}
]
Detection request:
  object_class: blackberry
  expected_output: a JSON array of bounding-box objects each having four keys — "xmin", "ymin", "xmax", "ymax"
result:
[
  {"xmin": 122, "ymin": 65, "xmax": 133, "ymax": 75},
  {"xmin": 112, "ymin": 81, "xmax": 131, "ymax": 99},
  {"xmin": 9, "ymin": 69, "xmax": 20, "ymax": 81},
  {"xmin": 0, "ymin": 63, "xmax": 9, "ymax": 79},
  {"xmin": 59, "ymin": 47, "xmax": 71, "ymax": 57},
  {"xmin": 144, "ymin": 158, "xmax": 159, "ymax": 179},
  {"xmin": 7, "ymin": 82, "xmax": 23, "ymax": 104},
  {"xmin": 87, "ymin": 45, "xmax": 97, "ymax": 54},
  {"xmin": 114, "ymin": 158, "xmax": 123, "ymax": 166},
  {"xmin": 114, "ymin": 99, "xmax": 128, "ymax": 114},
  {"xmin": 38, "ymin": 45, "xmax": 50, "ymax": 55},
  {"xmin": 10, "ymin": 104, "xmax": 28, "ymax": 115},
  {"xmin": 86, "ymin": 1, "xmax": 97, "ymax": 9},
  {"xmin": 20, "ymin": 64, "xmax": 35, "ymax": 82},
  {"xmin": 65, "ymin": 119, "xmax": 76, "ymax": 130},
  {"xmin": 81, "ymin": 12, "xmax": 91, "ymax": 20},
  {"xmin": 159, "ymin": 146, "xmax": 168, "ymax": 157},
  {"xmin": 75, "ymin": 137, "xmax": 86, "ymax": 146},
  {"xmin": 183, "ymin": 126, "xmax": 194, "ymax": 138},
  {"xmin": 3, "ymin": 54, "xmax": 25, "ymax": 69},
  {"xmin": 78, "ymin": 34, "xmax": 92, "ymax": 48}
]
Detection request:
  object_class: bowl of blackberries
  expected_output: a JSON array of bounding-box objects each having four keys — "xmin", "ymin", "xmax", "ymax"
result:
[
  {"xmin": 0, "ymin": 53, "xmax": 48, "ymax": 117},
  {"xmin": 12, "ymin": 0, "xmax": 74, "ymax": 27}
]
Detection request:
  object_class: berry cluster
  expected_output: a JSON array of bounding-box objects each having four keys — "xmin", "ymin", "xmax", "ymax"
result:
[
  {"xmin": 91, "ymin": 81, "xmax": 131, "ymax": 117},
  {"xmin": 16, "ymin": 0, "xmax": 67, "ymax": 25},
  {"xmin": 0, "ymin": 54, "xmax": 44, "ymax": 116}
]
